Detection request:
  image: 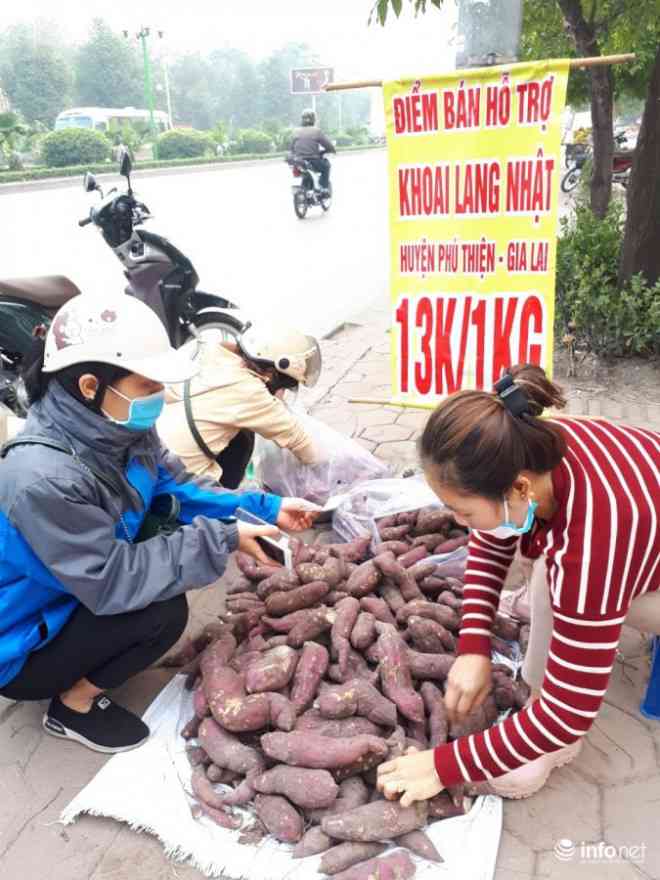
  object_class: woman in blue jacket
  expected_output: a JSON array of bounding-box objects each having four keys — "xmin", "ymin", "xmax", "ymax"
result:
[{"xmin": 0, "ymin": 294, "xmax": 316, "ymax": 754}]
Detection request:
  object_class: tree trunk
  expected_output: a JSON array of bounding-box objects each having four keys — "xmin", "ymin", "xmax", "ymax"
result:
[
  {"xmin": 557, "ymin": 0, "xmax": 613, "ymax": 218},
  {"xmin": 618, "ymin": 43, "xmax": 660, "ymax": 288}
]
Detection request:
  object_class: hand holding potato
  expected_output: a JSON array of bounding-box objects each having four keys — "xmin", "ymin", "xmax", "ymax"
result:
[
  {"xmin": 444, "ymin": 653, "xmax": 492, "ymax": 724},
  {"xmin": 376, "ymin": 748, "xmax": 444, "ymax": 807}
]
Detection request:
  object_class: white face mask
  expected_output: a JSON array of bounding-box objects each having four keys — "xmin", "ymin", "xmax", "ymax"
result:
[{"xmin": 479, "ymin": 496, "xmax": 539, "ymax": 539}]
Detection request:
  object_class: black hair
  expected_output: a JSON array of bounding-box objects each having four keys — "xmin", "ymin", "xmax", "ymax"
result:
[{"xmin": 22, "ymin": 336, "xmax": 131, "ymax": 413}]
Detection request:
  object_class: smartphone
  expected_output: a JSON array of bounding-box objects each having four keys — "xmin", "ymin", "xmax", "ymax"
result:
[{"xmin": 234, "ymin": 507, "xmax": 293, "ymax": 569}]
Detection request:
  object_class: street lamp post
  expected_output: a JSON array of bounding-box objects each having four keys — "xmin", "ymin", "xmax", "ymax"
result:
[{"xmin": 123, "ymin": 26, "xmax": 158, "ymax": 158}]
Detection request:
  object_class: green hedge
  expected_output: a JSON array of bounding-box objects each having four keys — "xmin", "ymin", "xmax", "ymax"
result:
[
  {"xmin": 41, "ymin": 128, "xmax": 112, "ymax": 168},
  {"xmin": 0, "ymin": 143, "xmax": 385, "ymax": 185},
  {"xmin": 156, "ymin": 129, "xmax": 213, "ymax": 160}
]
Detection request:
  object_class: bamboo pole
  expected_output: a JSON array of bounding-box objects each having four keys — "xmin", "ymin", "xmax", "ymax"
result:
[
  {"xmin": 349, "ymin": 397, "xmax": 435, "ymax": 410},
  {"xmin": 324, "ymin": 53, "xmax": 635, "ymax": 91}
]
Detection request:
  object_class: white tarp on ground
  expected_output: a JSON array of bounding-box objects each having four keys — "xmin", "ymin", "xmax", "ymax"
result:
[{"xmin": 61, "ymin": 675, "xmax": 502, "ymax": 880}]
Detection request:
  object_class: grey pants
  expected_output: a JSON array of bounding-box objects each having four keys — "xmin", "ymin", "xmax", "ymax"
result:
[{"xmin": 522, "ymin": 557, "xmax": 660, "ymax": 691}]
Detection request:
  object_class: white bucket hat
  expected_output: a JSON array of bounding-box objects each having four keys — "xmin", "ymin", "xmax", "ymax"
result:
[{"xmin": 43, "ymin": 294, "xmax": 199, "ymax": 384}]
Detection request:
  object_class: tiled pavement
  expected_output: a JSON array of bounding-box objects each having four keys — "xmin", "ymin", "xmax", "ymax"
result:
[{"xmin": 1, "ymin": 296, "xmax": 658, "ymax": 880}]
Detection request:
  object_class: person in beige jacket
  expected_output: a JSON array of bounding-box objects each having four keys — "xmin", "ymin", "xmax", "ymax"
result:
[{"xmin": 158, "ymin": 322, "xmax": 324, "ymax": 488}]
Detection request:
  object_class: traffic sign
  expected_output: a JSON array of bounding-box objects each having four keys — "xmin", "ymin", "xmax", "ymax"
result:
[{"xmin": 290, "ymin": 67, "xmax": 334, "ymax": 95}]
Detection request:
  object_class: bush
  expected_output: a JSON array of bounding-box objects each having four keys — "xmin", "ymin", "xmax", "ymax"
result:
[
  {"xmin": 233, "ymin": 129, "xmax": 273, "ymax": 154},
  {"xmin": 156, "ymin": 128, "xmax": 213, "ymax": 160},
  {"xmin": 556, "ymin": 197, "xmax": 660, "ymax": 357},
  {"xmin": 334, "ymin": 133, "xmax": 354, "ymax": 147},
  {"xmin": 41, "ymin": 129, "xmax": 111, "ymax": 168}
]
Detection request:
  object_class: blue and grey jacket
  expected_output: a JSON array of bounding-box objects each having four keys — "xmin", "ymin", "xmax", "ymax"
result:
[{"xmin": 0, "ymin": 381, "xmax": 282, "ymax": 688}]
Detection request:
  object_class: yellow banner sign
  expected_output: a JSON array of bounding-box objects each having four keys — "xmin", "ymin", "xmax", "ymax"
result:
[{"xmin": 384, "ymin": 60, "xmax": 569, "ymax": 404}]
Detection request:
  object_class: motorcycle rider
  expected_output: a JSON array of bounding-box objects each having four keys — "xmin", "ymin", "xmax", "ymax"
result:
[
  {"xmin": 0, "ymin": 295, "xmax": 317, "ymax": 754},
  {"xmin": 158, "ymin": 321, "xmax": 326, "ymax": 488},
  {"xmin": 289, "ymin": 108, "xmax": 336, "ymax": 194}
]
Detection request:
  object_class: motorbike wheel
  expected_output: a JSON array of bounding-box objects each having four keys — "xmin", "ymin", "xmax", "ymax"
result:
[
  {"xmin": 190, "ymin": 310, "xmax": 245, "ymax": 348},
  {"xmin": 561, "ymin": 168, "xmax": 580, "ymax": 193},
  {"xmin": 293, "ymin": 191, "xmax": 308, "ymax": 219},
  {"xmin": 0, "ymin": 375, "xmax": 29, "ymax": 418},
  {"xmin": 319, "ymin": 183, "xmax": 332, "ymax": 212}
]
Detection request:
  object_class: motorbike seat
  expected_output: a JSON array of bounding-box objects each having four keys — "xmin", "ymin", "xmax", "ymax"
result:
[{"xmin": 0, "ymin": 275, "xmax": 81, "ymax": 309}]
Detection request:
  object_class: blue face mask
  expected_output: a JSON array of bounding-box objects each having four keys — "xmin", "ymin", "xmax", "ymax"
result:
[
  {"xmin": 480, "ymin": 496, "xmax": 539, "ymax": 539},
  {"xmin": 103, "ymin": 386, "xmax": 165, "ymax": 432}
]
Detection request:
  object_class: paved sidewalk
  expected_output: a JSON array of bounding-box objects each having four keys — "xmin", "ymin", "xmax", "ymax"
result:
[{"xmin": 1, "ymin": 297, "xmax": 658, "ymax": 880}]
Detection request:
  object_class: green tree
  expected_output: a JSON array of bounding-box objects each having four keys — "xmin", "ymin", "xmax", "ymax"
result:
[
  {"xmin": 0, "ymin": 22, "xmax": 73, "ymax": 125},
  {"xmin": 0, "ymin": 111, "xmax": 28, "ymax": 165},
  {"xmin": 168, "ymin": 54, "xmax": 215, "ymax": 129},
  {"xmin": 75, "ymin": 19, "xmax": 143, "ymax": 108}
]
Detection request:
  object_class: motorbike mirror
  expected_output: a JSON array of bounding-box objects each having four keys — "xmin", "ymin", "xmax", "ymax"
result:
[
  {"xmin": 119, "ymin": 148, "xmax": 133, "ymax": 178},
  {"xmin": 83, "ymin": 172, "xmax": 98, "ymax": 193}
]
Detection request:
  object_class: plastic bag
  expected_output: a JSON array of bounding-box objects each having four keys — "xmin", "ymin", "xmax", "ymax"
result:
[
  {"xmin": 332, "ymin": 475, "xmax": 441, "ymax": 543},
  {"xmin": 253, "ymin": 410, "xmax": 391, "ymax": 505},
  {"xmin": 425, "ymin": 546, "xmax": 469, "ymax": 581}
]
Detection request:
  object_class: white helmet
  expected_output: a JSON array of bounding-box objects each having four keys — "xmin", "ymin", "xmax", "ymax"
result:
[
  {"xmin": 238, "ymin": 321, "xmax": 322, "ymax": 387},
  {"xmin": 43, "ymin": 294, "xmax": 198, "ymax": 384}
]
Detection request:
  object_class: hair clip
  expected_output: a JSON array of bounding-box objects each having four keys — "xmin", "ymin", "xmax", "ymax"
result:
[{"xmin": 494, "ymin": 373, "xmax": 531, "ymax": 418}]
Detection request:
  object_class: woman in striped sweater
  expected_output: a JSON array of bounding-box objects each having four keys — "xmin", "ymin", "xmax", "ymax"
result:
[{"xmin": 377, "ymin": 364, "xmax": 659, "ymax": 804}]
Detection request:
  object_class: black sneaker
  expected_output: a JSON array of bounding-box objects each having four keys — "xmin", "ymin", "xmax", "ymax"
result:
[{"xmin": 42, "ymin": 695, "xmax": 150, "ymax": 753}]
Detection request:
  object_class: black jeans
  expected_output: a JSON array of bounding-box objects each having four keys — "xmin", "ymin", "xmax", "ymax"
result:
[
  {"xmin": 0, "ymin": 595, "xmax": 188, "ymax": 701},
  {"xmin": 308, "ymin": 156, "xmax": 331, "ymax": 190},
  {"xmin": 217, "ymin": 428, "xmax": 256, "ymax": 490}
]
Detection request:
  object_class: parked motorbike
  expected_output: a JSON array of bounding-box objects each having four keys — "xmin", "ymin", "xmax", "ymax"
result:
[
  {"xmin": 79, "ymin": 149, "xmax": 245, "ymax": 346},
  {"xmin": 561, "ymin": 132, "xmax": 632, "ymax": 193},
  {"xmin": 0, "ymin": 275, "xmax": 80, "ymax": 416},
  {"xmin": 286, "ymin": 154, "xmax": 332, "ymax": 219}
]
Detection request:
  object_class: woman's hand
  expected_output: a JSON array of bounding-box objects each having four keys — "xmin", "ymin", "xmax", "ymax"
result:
[
  {"xmin": 237, "ymin": 522, "xmax": 282, "ymax": 566},
  {"xmin": 376, "ymin": 748, "xmax": 444, "ymax": 807},
  {"xmin": 277, "ymin": 497, "xmax": 322, "ymax": 532},
  {"xmin": 444, "ymin": 654, "xmax": 492, "ymax": 724}
]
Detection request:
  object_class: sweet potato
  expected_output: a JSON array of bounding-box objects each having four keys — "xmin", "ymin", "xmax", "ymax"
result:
[
  {"xmin": 181, "ymin": 715, "xmax": 201, "ymax": 740},
  {"xmin": 294, "ymin": 710, "xmax": 382, "ymax": 739},
  {"xmin": 396, "ymin": 830, "xmax": 444, "ymax": 863},
  {"xmin": 449, "ymin": 694, "xmax": 498, "ymax": 738},
  {"xmin": 376, "ymin": 540, "xmax": 410, "ymax": 557},
  {"xmin": 293, "ymin": 826, "xmax": 334, "ymax": 858},
  {"xmin": 397, "ymin": 600, "xmax": 460, "ymax": 632},
  {"xmin": 328, "ymin": 647, "xmax": 379, "ymax": 687},
  {"xmin": 236, "ymin": 551, "xmax": 279, "ymax": 582},
  {"xmin": 266, "ymin": 580, "xmax": 330, "ymax": 617},
  {"xmin": 229, "ymin": 650, "xmax": 263, "ymax": 674},
  {"xmin": 319, "ymin": 843, "xmax": 388, "ymax": 876},
  {"xmin": 519, "ymin": 623, "xmax": 531, "ymax": 655},
  {"xmin": 428, "ymin": 791, "xmax": 467, "ymax": 819},
  {"xmin": 254, "ymin": 765, "xmax": 339, "ymax": 809},
  {"xmin": 190, "ymin": 765, "xmax": 230, "ymax": 811},
  {"xmin": 321, "ymin": 556, "xmax": 350, "ymax": 588},
  {"xmin": 492, "ymin": 614, "xmax": 520, "ymax": 642},
  {"xmin": 345, "ymin": 561, "xmax": 382, "ymax": 599},
  {"xmin": 359, "ymin": 596, "xmax": 397, "ymax": 627},
  {"xmin": 326, "ymin": 590, "xmax": 350, "ymax": 605},
  {"xmin": 331, "ymin": 597, "xmax": 362, "ymax": 678},
  {"xmin": 245, "ymin": 645, "xmax": 299, "ymax": 694},
  {"xmin": 332, "ymin": 750, "xmax": 385, "ymax": 782},
  {"xmin": 296, "ymin": 562, "xmax": 328, "ymax": 584},
  {"xmin": 411, "ymin": 533, "xmax": 443, "ymax": 551},
  {"xmin": 257, "ymin": 569, "xmax": 301, "ymax": 600},
  {"xmin": 375, "ymin": 624, "xmax": 424, "ymax": 722},
  {"xmin": 420, "ymin": 682, "xmax": 448, "ymax": 746},
  {"xmin": 379, "ymin": 582, "xmax": 406, "ymax": 615},
  {"xmin": 406, "ymin": 648, "xmax": 455, "ymax": 682},
  {"xmin": 254, "ymin": 793, "xmax": 304, "ymax": 843},
  {"xmin": 261, "ymin": 731, "xmax": 388, "ymax": 770},
  {"xmin": 193, "ymin": 686, "xmax": 210, "ymax": 719},
  {"xmin": 226, "ymin": 576, "xmax": 256, "ymax": 596},
  {"xmin": 433, "ymin": 534, "xmax": 469, "ymax": 555},
  {"xmin": 206, "ymin": 667, "xmax": 295, "ymax": 732},
  {"xmin": 413, "ymin": 507, "xmax": 453, "ymax": 536},
  {"xmin": 397, "ymin": 546, "xmax": 430, "ymax": 570},
  {"xmin": 373, "ymin": 552, "xmax": 423, "ymax": 601},
  {"xmin": 191, "ymin": 800, "xmax": 242, "ymax": 830},
  {"xmin": 375, "ymin": 514, "xmax": 398, "ymax": 530},
  {"xmin": 307, "ymin": 774, "xmax": 371, "ymax": 824},
  {"xmin": 350, "ymin": 612, "xmax": 377, "ymax": 652},
  {"xmin": 186, "ymin": 745, "xmax": 209, "ymax": 767},
  {"xmin": 319, "ymin": 679, "xmax": 397, "ymax": 728},
  {"xmin": 290, "ymin": 641, "xmax": 329, "ymax": 713},
  {"xmin": 198, "ymin": 717, "xmax": 266, "ymax": 775},
  {"xmin": 323, "ymin": 537, "xmax": 372, "ymax": 564},
  {"xmin": 321, "ymin": 800, "xmax": 428, "ymax": 842},
  {"xmin": 419, "ymin": 575, "xmax": 448, "ymax": 595},
  {"xmin": 265, "ymin": 634, "xmax": 290, "ymax": 648},
  {"xmin": 406, "ymin": 717, "xmax": 428, "ymax": 748},
  {"xmin": 378, "ymin": 524, "xmax": 411, "ymax": 542},
  {"xmin": 408, "ymin": 560, "xmax": 437, "ymax": 583},
  {"xmin": 437, "ymin": 590, "xmax": 462, "ymax": 612},
  {"xmin": 287, "ymin": 607, "xmax": 336, "ymax": 648},
  {"xmin": 407, "ymin": 615, "xmax": 455, "ymax": 654},
  {"xmin": 206, "ymin": 764, "xmax": 240, "ymax": 784}
]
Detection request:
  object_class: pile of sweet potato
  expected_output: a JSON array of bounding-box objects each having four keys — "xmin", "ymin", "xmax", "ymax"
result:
[{"xmin": 174, "ymin": 505, "xmax": 530, "ymax": 878}]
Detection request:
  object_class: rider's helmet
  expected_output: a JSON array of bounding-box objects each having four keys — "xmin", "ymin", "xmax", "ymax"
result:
[
  {"xmin": 301, "ymin": 108, "xmax": 316, "ymax": 127},
  {"xmin": 43, "ymin": 294, "xmax": 198, "ymax": 384},
  {"xmin": 238, "ymin": 321, "xmax": 322, "ymax": 388}
]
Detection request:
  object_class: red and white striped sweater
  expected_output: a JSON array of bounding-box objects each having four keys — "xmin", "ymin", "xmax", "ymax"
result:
[{"xmin": 434, "ymin": 418, "xmax": 660, "ymax": 788}]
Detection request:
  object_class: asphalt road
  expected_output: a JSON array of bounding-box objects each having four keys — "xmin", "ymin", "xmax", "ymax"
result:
[{"xmin": 1, "ymin": 150, "xmax": 390, "ymax": 338}]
